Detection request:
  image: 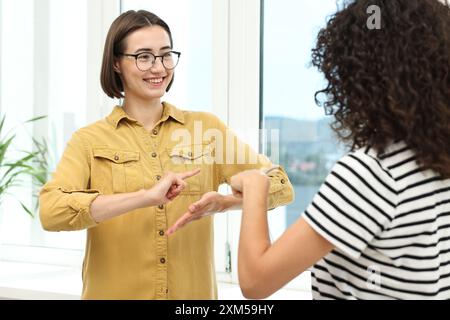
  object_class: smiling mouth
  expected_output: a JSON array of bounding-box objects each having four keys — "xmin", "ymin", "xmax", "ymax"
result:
[{"xmin": 143, "ymin": 77, "xmax": 164, "ymax": 85}]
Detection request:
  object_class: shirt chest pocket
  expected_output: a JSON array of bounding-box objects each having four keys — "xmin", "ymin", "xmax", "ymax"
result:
[
  {"xmin": 165, "ymin": 143, "xmax": 215, "ymax": 195},
  {"xmin": 92, "ymin": 148, "xmax": 144, "ymax": 194}
]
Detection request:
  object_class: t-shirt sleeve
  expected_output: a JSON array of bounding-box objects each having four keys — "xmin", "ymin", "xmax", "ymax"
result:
[{"xmin": 302, "ymin": 152, "xmax": 397, "ymax": 259}]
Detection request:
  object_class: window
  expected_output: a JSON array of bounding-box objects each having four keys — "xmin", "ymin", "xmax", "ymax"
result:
[
  {"xmin": 259, "ymin": 0, "xmax": 345, "ymax": 291},
  {"xmin": 262, "ymin": 0, "xmax": 344, "ymax": 235},
  {"xmin": 0, "ymin": 0, "xmax": 120, "ymax": 261},
  {"xmin": 201, "ymin": 0, "xmax": 346, "ymax": 295},
  {"xmin": 0, "ymin": 0, "xmax": 37, "ymax": 249},
  {"xmin": 221, "ymin": 0, "xmax": 335, "ymax": 295},
  {"xmin": 121, "ymin": 0, "xmax": 213, "ymax": 112}
]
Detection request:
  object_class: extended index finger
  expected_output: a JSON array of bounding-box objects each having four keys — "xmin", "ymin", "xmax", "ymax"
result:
[
  {"xmin": 178, "ymin": 168, "xmax": 201, "ymax": 180},
  {"xmin": 166, "ymin": 212, "xmax": 192, "ymax": 235}
]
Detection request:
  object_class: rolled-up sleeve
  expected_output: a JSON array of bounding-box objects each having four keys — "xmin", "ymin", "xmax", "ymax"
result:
[
  {"xmin": 39, "ymin": 131, "xmax": 101, "ymax": 231},
  {"xmin": 212, "ymin": 115, "xmax": 294, "ymax": 210},
  {"xmin": 264, "ymin": 165, "xmax": 294, "ymax": 209}
]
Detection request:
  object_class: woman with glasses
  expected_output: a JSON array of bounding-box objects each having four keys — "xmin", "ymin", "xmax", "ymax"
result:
[
  {"xmin": 219, "ymin": 0, "xmax": 450, "ymax": 299},
  {"xmin": 38, "ymin": 10, "xmax": 293, "ymax": 300}
]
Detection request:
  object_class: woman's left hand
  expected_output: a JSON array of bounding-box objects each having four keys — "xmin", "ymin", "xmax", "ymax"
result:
[{"xmin": 166, "ymin": 191, "xmax": 241, "ymax": 235}]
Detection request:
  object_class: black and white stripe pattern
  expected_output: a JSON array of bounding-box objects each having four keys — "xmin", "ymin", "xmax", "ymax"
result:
[{"xmin": 303, "ymin": 141, "xmax": 450, "ymax": 299}]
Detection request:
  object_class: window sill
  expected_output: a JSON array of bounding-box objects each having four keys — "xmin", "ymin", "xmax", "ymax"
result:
[
  {"xmin": 0, "ymin": 260, "xmax": 312, "ymax": 300},
  {"xmin": 0, "ymin": 261, "xmax": 81, "ymax": 300}
]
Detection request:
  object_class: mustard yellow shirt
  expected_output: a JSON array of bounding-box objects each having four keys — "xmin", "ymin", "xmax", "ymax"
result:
[{"xmin": 39, "ymin": 102, "xmax": 294, "ymax": 300}]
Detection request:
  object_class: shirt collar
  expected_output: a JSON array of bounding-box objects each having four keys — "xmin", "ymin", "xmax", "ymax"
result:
[
  {"xmin": 106, "ymin": 102, "xmax": 185, "ymax": 129},
  {"xmin": 160, "ymin": 101, "xmax": 186, "ymax": 125}
]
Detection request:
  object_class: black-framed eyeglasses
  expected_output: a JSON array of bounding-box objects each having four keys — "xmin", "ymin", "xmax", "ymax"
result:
[{"xmin": 120, "ymin": 51, "xmax": 181, "ymax": 71}]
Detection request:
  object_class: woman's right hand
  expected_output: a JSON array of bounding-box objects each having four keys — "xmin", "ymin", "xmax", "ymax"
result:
[
  {"xmin": 144, "ymin": 169, "xmax": 201, "ymax": 206},
  {"xmin": 230, "ymin": 169, "xmax": 269, "ymax": 198}
]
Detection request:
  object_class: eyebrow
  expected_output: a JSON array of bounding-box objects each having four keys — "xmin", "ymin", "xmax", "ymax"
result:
[{"xmin": 134, "ymin": 46, "xmax": 172, "ymax": 53}]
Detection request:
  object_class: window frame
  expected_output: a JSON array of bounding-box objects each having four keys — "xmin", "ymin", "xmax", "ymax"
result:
[{"xmin": 223, "ymin": 0, "xmax": 312, "ymax": 293}]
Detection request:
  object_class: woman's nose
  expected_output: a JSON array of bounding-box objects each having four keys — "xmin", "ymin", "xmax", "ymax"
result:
[{"xmin": 150, "ymin": 57, "xmax": 165, "ymax": 72}]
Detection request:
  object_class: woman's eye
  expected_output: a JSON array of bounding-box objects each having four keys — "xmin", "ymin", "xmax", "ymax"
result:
[{"xmin": 138, "ymin": 54, "xmax": 152, "ymax": 61}]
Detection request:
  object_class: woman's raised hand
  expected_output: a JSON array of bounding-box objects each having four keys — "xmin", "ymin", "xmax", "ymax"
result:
[{"xmin": 145, "ymin": 169, "xmax": 201, "ymax": 206}]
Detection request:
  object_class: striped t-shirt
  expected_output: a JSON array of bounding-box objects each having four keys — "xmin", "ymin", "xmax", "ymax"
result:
[{"xmin": 303, "ymin": 141, "xmax": 450, "ymax": 299}]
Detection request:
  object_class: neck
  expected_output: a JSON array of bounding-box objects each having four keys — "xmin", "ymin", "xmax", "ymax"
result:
[{"xmin": 122, "ymin": 94, "xmax": 164, "ymax": 131}]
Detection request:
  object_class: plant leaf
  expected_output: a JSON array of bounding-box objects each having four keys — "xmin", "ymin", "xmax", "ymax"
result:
[
  {"xmin": 24, "ymin": 115, "xmax": 47, "ymax": 124},
  {"xmin": 20, "ymin": 201, "xmax": 35, "ymax": 218}
]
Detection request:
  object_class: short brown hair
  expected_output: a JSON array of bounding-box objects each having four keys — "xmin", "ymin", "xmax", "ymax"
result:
[{"xmin": 101, "ymin": 10, "xmax": 173, "ymax": 99}]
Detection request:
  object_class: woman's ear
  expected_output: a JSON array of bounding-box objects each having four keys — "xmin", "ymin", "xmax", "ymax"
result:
[{"xmin": 114, "ymin": 61, "xmax": 121, "ymax": 74}]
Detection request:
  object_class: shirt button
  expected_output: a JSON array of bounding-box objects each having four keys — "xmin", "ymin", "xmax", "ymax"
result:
[
  {"xmin": 159, "ymin": 230, "xmax": 165, "ymax": 236},
  {"xmin": 187, "ymin": 151, "xmax": 193, "ymax": 157},
  {"xmin": 151, "ymin": 152, "xmax": 157, "ymax": 158},
  {"xmin": 160, "ymin": 258, "xmax": 166, "ymax": 264},
  {"xmin": 156, "ymin": 175, "xmax": 161, "ymax": 181},
  {"xmin": 281, "ymin": 179, "xmax": 286, "ymax": 184},
  {"xmin": 158, "ymin": 205, "xmax": 164, "ymax": 210},
  {"xmin": 152, "ymin": 129, "xmax": 158, "ymax": 135},
  {"xmin": 114, "ymin": 155, "xmax": 119, "ymax": 161}
]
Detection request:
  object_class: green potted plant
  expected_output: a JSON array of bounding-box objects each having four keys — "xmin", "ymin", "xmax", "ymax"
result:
[{"xmin": 0, "ymin": 115, "xmax": 48, "ymax": 217}]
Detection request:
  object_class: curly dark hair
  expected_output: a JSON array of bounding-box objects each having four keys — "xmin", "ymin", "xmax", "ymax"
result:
[{"xmin": 312, "ymin": 0, "xmax": 450, "ymax": 177}]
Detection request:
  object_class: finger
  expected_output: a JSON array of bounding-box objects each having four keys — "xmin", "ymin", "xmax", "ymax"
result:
[
  {"xmin": 167, "ymin": 217, "xmax": 192, "ymax": 235},
  {"xmin": 166, "ymin": 188, "xmax": 177, "ymax": 200},
  {"xmin": 188, "ymin": 195, "xmax": 209, "ymax": 213},
  {"xmin": 232, "ymin": 188, "xmax": 243, "ymax": 198},
  {"xmin": 166, "ymin": 212, "xmax": 191, "ymax": 235},
  {"xmin": 168, "ymin": 189, "xmax": 184, "ymax": 200},
  {"xmin": 168, "ymin": 191, "xmax": 177, "ymax": 198},
  {"xmin": 167, "ymin": 188, "xmax": 182, "ymax": 200},
  {"xmin": 167, "ymin": 217, "xmax": 185, "ymax": 234},
  {"xmin": 178, "ymin": 215, "xmax": 196, "ymax": 228},
  {"xmin": 171, "ymin": 183, "xmax": 185, "ymax": 194},
  {"xmin": 168, "ymin": 184, "xmax": 177, "ymax": 193},
  {"xmin": 188, "ymin": 202, "xmax": 198, "ymax": 213},
  {"xmin": 189, "ymin": 202, "xmax": 206, "ymax": 214},
  {"xmin": 166, "ymin": 222, "xmax": 181, "ymax": 236},
  {"xmin": 166, "ymin": 180, "xmax": 185, "ymax": 198},
  {"xmin": 175, "ymin": 178, "xmax": 187, "ymax": 191},
  {"xmin": 166, "ymin": 224, "xmax": 179, "ymax": 236},
  {"xmin": 166, "ymin": 206, "xmax": 212, "ymax": 235},
  {"xmin": 178, "ymin": 168, "xmax": 201, "ymax": 180},
  {"xmin": 188, "ymin": 205, "xmax": 196, "ymax": 213},
  {"xmin": 167, "ymin": 193, "xmax": 178, "ymax": 201},
  {"xmin": 177, "ymin": 211, "xmax": 192, "ymax": 224}
]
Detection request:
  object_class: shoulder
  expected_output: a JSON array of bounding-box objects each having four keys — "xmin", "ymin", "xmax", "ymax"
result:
[
  {"xmin": 328, "ymin": 145, "xmax": 399, "ymax": 195},
  {"xmin": 163, "ymin": 102, "xmax": 226, "ymax": 127},
  {"xmin": 336, "ymin": 143, "xmax": 411, "ymax": 180},
  {"xmin": 75, "ymin": 119, "xmax": 113, "ymax": 135},
  {"xmin": 70, "ymin": 119, "xmax": 112, "ymax": 145},
  {"xmin": 182, "ymin": 110, "xmax": 223, "ymax": 124}
]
